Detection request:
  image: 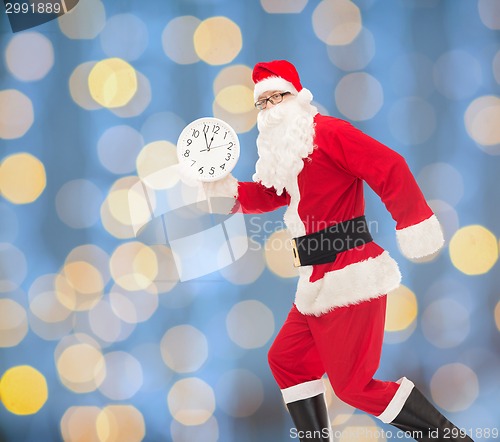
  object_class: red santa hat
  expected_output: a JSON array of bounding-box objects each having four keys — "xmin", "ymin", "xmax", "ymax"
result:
[{"xmin": 253, "ymin": 59, "xmax": 306, "ymax": 101}]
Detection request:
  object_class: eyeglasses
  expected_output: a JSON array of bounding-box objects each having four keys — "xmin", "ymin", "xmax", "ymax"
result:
[{"xmin": 254, "ymin": 92, "xmax": 291, "ymax": 110}]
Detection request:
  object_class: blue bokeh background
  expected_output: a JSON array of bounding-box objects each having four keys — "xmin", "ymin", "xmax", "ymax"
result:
[{"xmin": 0, "ymin": 1, "xmax": 499, "ymax": 441}]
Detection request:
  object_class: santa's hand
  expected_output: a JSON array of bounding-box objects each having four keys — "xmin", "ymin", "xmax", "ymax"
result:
[{"xmin": 203, "ymin": 173, "xmax": 239, "ymax": 200}]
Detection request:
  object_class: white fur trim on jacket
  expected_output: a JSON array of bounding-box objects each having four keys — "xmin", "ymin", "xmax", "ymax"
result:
[
  {"xmin": 281, "ymin": 379, "xmax": 326, "ymax": 404},
  {"xmin": 254, "ymin": 76, "xmax": 299, "ymax": 100},
  {"xmin": 294, "ymin": 251, "xmax": 402, "ymax": 316},
  {"xmin": 396, "ymin": 214, "xmax": 444, "ymax": 259},
  {"xmin": 377, "ymin": 377, "xmax": 415, "ymax": 424}
]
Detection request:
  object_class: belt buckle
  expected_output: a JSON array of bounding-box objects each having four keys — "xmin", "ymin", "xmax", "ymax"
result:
[{"xmin": 290, "ymin": 238, "xmax": 301, "ymax": 267}]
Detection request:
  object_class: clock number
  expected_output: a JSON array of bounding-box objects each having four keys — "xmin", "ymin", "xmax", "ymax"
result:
[
  {"xmin": 212, "ymin": 125, "xmax": 220, "ymax": 134},
  {"xmin": 198, "ymin": 167, "xmax": 204, "ymax": 175},
  {"xmin": 220, "ymin": 163, "xmax": 226, "ymax": 170},
  {"xmin": 191, "ymin": 160, "xmax": 196, "ymax": 167},
  {"xmin": 203, "ymin": 124, "xmax": 209, "ymax": 134},
  {"xmin": 183, "ymin": 150, "xmax": 190, "ymax": 157},
  {"xmin": 227, "ymin": 142, "xmax": 233, "ymax": 150},
  {"xmin": 192, "ymin": 129, "xmax": 200, "ymax": 138},
  {"xmin": 186, "ymin": 139, "xmax": 192, "ymax": 146},
  {"xmin": 209, "ymin": 167, "xmax": 215, "ymax": 175},
  {"xmin": 225, "ymin": 153, "xmax": 232, "ymax": 161},
  {"xmin": 224, "ymin": 131, "xmax": 228, "ymax": 139}
]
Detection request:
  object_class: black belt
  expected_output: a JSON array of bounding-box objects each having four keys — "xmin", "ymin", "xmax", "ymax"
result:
[{"xmin": 290, "ymin": 215, "xmax": 373, "ymax": 267}]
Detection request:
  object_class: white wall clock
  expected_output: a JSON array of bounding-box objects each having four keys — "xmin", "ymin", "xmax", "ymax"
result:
[{"xmin": 176, "ymin": 117, "xmax": 240, "ymax": 182}]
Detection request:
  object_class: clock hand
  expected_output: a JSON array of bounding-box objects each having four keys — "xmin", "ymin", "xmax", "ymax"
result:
[
  {"xmin": 208, "ymin": 142, "xmax": 232, "ymax": 149},
  {"xmin": 203, "ymin": 131, "xmax": 210, "ymax": 150}
]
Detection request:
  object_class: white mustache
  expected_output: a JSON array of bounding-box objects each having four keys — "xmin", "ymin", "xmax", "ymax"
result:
[{"xmin": 257, "ymin": 98, "xmax": 295, "ymax": 130}]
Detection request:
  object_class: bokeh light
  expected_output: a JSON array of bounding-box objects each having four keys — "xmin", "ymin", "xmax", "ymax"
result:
[
  {"xmin": 56, "ymin": 340, "xmax": 106, "ymax": 393},
  {"xmin": 0, "ymin": 365, "xmax": 48, "ymax": 415},
  {"xmin": 226, "ymin": 300, "xmax": 275, "ymax": 349},
  {"xmin": 220, "ymin": 238, "xmax": 265, "ymax": 284},
  {"xmin": 215, "ymin": 369, "xmax": 264, "ymax": 417},
  {"xmin": 215, "ymin": 85, "xmax": 255, "ymax": 114},
  {"xmin": 5, "ymin": 32, "xmax": 54, "ymax": 81},
  {"xmin": 433, "ymin": 50, "xmax": 482, "ymax": 100},
  {"xmin": 162, "ymin": 16, "xmax": 201, "ymax": 65},
  {"xmin": 264, "ymin": 229, "xmax": 298, "ymax": 278},
  {"xmin": 97, "ymin": 125, "xmax": 144, "ymax": 174},
  {"xmin": 101, "ymin": 176, "xmax": 143, "ymax": 239},
  {"xmin": 327, "ymin": 27, "xmax": 375, "ymax": 71},
  {"xmin": 89, "ymin": 300, "xmax": 130, "ymax": 344},
  {"xmin": 335, "ymin": 73, "xmax": 383, "ymax": 121},
  {"xmin": 478, "ymin": 0, "xmax": 500, "ymax": 30},
  {"xmin": 0, "ymin": 298, "xmax": 28, "ymax": 347},
  {"xmin": 28, "ymin": 273, "xmax": 74, "ymax": 341},
  {"xmin": 417, "ymin": 163, "xmax": 464, "ymax": 207},
  {"xmin": 100, "ymin": 13, "xmax": 148, "ymax": 61},
  {"xmin": 312, "ymin": 0, "xmax": 362, "ymax": 45},
  {"xmin": 60, "ymin": 406, "xmax": 101, "ymax": 442},
  {"xmin": 421, "ymin": 298, "xmax": 470, "ymax": 348},
  {"xmin": 140, "ymin": 111, "xmax": 186, "ymax": 144},
  {"xmin": 0, "ymin": 1, "xmax": 499, "ymax": 439},
  {"xmin": 58, "ymin": 0, "xmax": 106, "ymax": 39},
  {"xmin": 261, "ymin": 0, "xmax": 308, "ymax": 13},
  {"xmin": 193, "ymin": 17, "xmax": 242, "ymax": 65},
  {"xmin": 168, "ymin": 377, "xmax": 216, "ymax": 426},
  {"xmin": 136, "ymin": 140, "xmax": 179, "ymax": 190},
  {"xmin": 428, "ymin": 200, "xmax": 459, "ymax": 244},
  {"xmin": 57, "ymin": 261, "xmax": 104, "ymax": 311},
  {"xmin": 160, "ymin": 325, "xmax": 208, "ymax": 373},
  {"xmin": 96, "ymin": 405, "xmax": 146, "ymax": 442},
  {"xmin": 109, "ymin": 71, "xmax": 151, "ymax": 118},
  {"xmin": 88, "ymin": 58, "xmax": 138, "ymax": 108},
  {"xmin": 56, "ymin": 179, "xmax": 103, "ymax": 228},
  {"xmin": 385, "ymin": 285, "xmax": 418, "ymax": 333},
  {"xmin": 449, "ymin": 225, "xmax": 498, "ymax": 275},
  {"xmin": 464, "ymin": 95, "xmax": 500, "ymax": 150},
  {"xmin": 109, "ymin": 241, "xmax": 158, "ymax": 291},
  {"xmin": 336, "ymin": 414, "xmax": 385, "ymax": 442},
  {"xmin": 98, "ymin": 351, "xmax": 143, "ymax": 400},
  {"xmin": 69, "ymin": 61, "xmax": 102, "ymax": 110},
  {"xmin": 212, "ymin": 64, "xmax": 258, "ymax": 133},
  {"xmin": 0, "ymin": 92, "xmax": 33, "ymax": 138},
  {"xmin": 109, "ymin": 284, "xmax": 159, "ymax": 324},
  {"xmin": 430, "ymin": 363, "xmax": 479, "ymax": 412},
  {"xmin": 0, "ymin": 152, "xmax": 46, "ymax": 204}
]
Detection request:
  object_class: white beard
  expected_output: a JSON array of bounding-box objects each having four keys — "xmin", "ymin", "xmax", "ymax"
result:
[{"xmin": 253, "ymin": 93, "xmax": 317, "ymax": 196}]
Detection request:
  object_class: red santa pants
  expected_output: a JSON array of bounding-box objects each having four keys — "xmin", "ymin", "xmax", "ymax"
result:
[{"xmin": 268, "ymin": 296, "xmax": 399, "ymax": 416}]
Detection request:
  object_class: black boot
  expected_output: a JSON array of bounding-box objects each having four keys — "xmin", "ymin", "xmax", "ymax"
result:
[
  {"xmin": 391, "ymin": 387, "xmax": 473, "ymax": 441},
  {"xmin": 287, "ymin": 393, "xmax": 331, "ymax": 441}
]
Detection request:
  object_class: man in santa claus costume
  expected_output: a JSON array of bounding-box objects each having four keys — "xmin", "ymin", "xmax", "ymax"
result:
[{"xmin": 206, "ymin": 59, "xmax": 473, "ymax": 441}]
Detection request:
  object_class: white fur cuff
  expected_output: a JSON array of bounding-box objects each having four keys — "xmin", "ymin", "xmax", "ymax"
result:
[
  {"xmin": 203, "ymin": 173, "xmax": 239, "ymax": 199},
  {"xmin": 396, "ymin": 215, "xmax": 445, "ymax": 259},
  {"xmin": 377, "ymin": 377, "xmax": 414, "ymax": 423},
  {"xmin": 281, "ymin": 379, "xmax": 326, "ymax": 404}
]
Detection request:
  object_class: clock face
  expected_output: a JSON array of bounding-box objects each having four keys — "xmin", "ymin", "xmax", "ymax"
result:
[{"xmin": 176, "ymin": 117, "xmax": 240, "ymax": 182}]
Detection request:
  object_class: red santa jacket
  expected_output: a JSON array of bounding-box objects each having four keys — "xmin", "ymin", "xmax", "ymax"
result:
[{"xmin": 224, "ymin": 114, "xmax": 444, "ymax": 316}]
